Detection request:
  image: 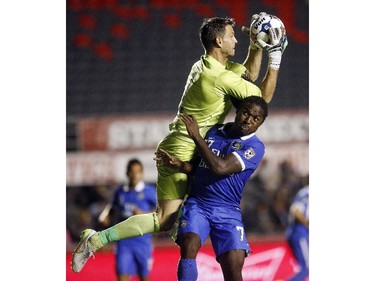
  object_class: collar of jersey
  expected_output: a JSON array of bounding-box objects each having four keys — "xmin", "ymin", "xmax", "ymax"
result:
[
  {"xmin": 122, "ymin": 181, "xmax": 145, "ymax": 192},
  {"xmin": 218, "ymin": 124, "xmax": 256, "ymax": 140},
  {"xmin": 203, "ymin": 54, "xmax": 226, "ymax": 69}
]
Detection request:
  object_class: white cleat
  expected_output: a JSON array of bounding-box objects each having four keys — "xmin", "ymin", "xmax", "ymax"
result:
[{"xmin": 71, "ymin": 229, "xmax": 97, "ymax": 273}]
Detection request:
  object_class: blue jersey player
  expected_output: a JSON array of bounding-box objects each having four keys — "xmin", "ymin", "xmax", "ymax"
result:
[
  {"xmin": 285, "ymin": 176, "xmax": 309, "ymax": 281},
  {"xmin": 98, "ymin": 159, "xmax": 157, "ymax": 281},
  {"xmin": 155, "ymin": 96, "xmax": 268, "ymax": 281}
]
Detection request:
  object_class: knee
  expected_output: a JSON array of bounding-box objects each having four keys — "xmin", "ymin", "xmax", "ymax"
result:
[
  {"xmin": 217, "ymin": 250, "xmax": 245, "ymax": 279},
  {"xmin": 178, "ymin": 233, "xmax": 201, "ymax": 259},
  {"xmin": 157, "ymin": 212, "xmax": 175, "ymax": 231},
  {"xmin": 157, "ymin": 205, "xmax": 182, "ymax": 232}
]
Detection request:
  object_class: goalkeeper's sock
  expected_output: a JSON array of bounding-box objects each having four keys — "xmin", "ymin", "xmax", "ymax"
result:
[
  {"xmin": 91, "ymin": 213, "xmax": 160, "ymax": 248},
  {"xmin": 177, "ymin": 258, "xmax": 198, "ymax": 281}
]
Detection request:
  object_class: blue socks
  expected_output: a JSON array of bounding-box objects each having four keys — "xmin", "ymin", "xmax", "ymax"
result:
[{"xmin": 177, "ymin": 258, "xmax": 198, "ymax": 281}]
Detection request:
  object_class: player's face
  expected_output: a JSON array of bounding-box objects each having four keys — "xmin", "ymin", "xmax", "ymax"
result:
[
  {"xmin": 234, "ymin": 103, "xmax": 264, "ymax": 135},
  {"xmin": 127, "ymin": 163, "xmax": 143, "ymax": 187},
  {"xmin": 221, "ymin": 25, "xmax": 237, "ymax": 57}
]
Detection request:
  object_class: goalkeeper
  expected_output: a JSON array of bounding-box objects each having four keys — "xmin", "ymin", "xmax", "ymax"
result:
[{"xmin": 72, "ymin": 13, "xmax": 288, "ymax": 273}]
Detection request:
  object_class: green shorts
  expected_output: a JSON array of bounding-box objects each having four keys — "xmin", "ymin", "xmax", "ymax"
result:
[{"xmin": 156, "ymin": 132, "xmax": 196, "ymax": 200}]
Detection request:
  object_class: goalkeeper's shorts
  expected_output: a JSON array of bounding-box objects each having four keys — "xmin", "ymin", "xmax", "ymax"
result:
[{"xmin": 156, "ymin": 132, "xmax": 196, "ymax": 200}]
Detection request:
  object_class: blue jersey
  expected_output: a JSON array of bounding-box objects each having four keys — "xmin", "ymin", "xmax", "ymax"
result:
[
  {"xmin": 112, "ymin": 181, "xmax": 157, "ymax": 246},
  {"xmin": 285, "ymin": 186, "xmax": 309, "ymax": 278},
  {"xmin": 285, "ymin": 186, "xmax": 309, "ymax": 238},
  {"xmin": 189, "ymin": 123, "xmax": 265, "ymax": 208}
]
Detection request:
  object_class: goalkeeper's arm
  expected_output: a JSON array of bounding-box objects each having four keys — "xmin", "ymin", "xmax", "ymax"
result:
[
  {"xmin": 257, "ymin": 27, "xmax": 288, "ymax": 103},
  {"xmin": 241, "ymin": 13, "xmax": 263, "ymax": 82}
]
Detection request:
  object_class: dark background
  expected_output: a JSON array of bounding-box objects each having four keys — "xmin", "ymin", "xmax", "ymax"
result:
[{"xmin": 66, "ymin": 0, "xmax": 309, "ymax": 118}]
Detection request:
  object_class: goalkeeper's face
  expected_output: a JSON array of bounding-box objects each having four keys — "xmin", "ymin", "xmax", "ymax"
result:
[{"xmin": 221, "ymin": 25, "xmax": 237, "ymax": 57}]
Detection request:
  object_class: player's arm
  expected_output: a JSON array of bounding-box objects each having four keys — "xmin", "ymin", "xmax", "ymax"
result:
[
  {"xmin": 243, "ymin": 47, "xmax": 262, "ymax": 82},
  {"xmin": 241, "ymin": 13, "xmax": 264, "ymax": 82},
  {"xmin": 181, "ymin": 114, "xmax": 242, "ymax": 176},
  {"xmin": 98, "ymin": 203, "xmax": 113, "ymax": 225},
  {"xmin": 257, "ymin": 27, "xmax": 288, "ymax": 103},
  {"xmin": 258, "ymin": 67, "xmax": 278, "ymax": 103},
  {"xmin": 290, "ymin": 204, "xmax": 309, "ymax": 228},
  {"xmin": 241, "ymin": 12, "xmax": 288, "ymax": 103}
]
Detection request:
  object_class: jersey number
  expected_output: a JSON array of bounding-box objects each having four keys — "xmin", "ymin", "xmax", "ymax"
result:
[{"xmin": 236, "ymin": 226, "xmax": 244, "ymax": 241}]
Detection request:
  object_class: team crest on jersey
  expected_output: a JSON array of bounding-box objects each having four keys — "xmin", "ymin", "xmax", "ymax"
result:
[
  {"xmin": 179, "ymin": 219, "xmax": 188, "ymax": 229},
  {"xmin": 243, "ymin": 147, "xmax": 256, "ymax": 159},
  {"xmin": 231, "ymin": 141, "xmax": 242, "ymax": 150}
]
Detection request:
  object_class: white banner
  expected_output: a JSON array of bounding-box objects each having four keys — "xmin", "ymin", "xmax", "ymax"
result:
[
  {"xmin": 66, "ymin": 143, "xmax": 308, "ymax": 186},
  {"xmin": 78, "ymin": 110, "xmax": 308, "ymax": 151}
]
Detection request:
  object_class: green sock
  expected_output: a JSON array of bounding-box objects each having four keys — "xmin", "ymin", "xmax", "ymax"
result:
[{"xmin": 91, "ymin": 213, "xmax": 160, "ymax": 248}]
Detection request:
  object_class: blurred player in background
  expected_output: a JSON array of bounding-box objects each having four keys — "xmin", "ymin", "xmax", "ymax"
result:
[
  {"xmin": 155, "ymin": 96, "xmax": 268, "ymax": 281},
  {"xmin": 285, "ymin": 175, "xmax": 309, "ymax": 281},
  {"xmin": 97, "ymin": 159, "xmax": 157, "ymax": 281},
  {"xmin": 72, "ymin": 13, "xmax": 288, "ymax": 273}
]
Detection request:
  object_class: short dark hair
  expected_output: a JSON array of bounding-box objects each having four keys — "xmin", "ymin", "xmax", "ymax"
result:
[
  {"xmin": 126, "ymin": 158, "xmax": 143, "ymax": 173},
  {"xmin": 239, "ymin": 96, "xmax": 268, "ymax": 120},
  {"xmin": 199, "ymin": 17, "xmax": 235, "ymax": 52}
]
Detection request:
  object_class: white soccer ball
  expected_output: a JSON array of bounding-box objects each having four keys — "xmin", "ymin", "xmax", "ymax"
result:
[{"xmin": 250, "ymin": 13, "xmax": 286, "ymax": 44}]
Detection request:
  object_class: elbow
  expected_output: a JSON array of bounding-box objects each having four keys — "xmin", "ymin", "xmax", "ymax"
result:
[
  {"xmin": 261, "ymin": 92, "xmax": 272, "ymax": 103},
  {"xmin": 210, "ymin": 163, "xmax": 229, "ymax": 176},
  {"xmin": 263, "ymin": 96, "xmax": 272, "ymax": 103}
]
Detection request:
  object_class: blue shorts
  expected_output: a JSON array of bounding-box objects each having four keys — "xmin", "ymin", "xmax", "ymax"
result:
[
  {"xmin": 116, "ymin": 239, "xmax": 153, "ymax": 276},
  {"xmin": 287, "ymin": 227, "xmax": 309, "ymax": 269},
  {"xmin": 177, "ymin": 199, "xmax": 251, "ymax": 258}
]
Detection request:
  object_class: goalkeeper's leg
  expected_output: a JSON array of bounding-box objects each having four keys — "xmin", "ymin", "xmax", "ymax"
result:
[
  {"xmin": 95, "ymin": 198, "xmax": 183, "ymax": 246},
  {"xmin": 71, "ymin": 213, "xmax": 159, "ymax": 273},
  {"xmin": 72, "ymin": 199, "xmax": 184, "ymax": 273}
]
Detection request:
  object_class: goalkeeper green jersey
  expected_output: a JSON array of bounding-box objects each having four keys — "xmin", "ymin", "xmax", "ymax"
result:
[
  {"xmin": 156, "ymin": 55, "xmax": 262, "ymax": 200},
  {"xmin": 169, "ymin": 54, "xmax": 262, "ymax": 140}
]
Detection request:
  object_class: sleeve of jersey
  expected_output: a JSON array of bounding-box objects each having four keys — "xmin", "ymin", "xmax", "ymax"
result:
[
  {"xmin": 232, "ymin": 142, "xmax": 265, "ymax": 172},
  {"xmin": 216, "ymin": 67, "xmax": 261, "ymax": 99},
  {"xmin": 290, "ymin": 202, "xmax": 306, "ymax": 215}
]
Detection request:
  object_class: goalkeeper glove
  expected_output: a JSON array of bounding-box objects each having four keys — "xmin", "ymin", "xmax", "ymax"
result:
[
  {"xmin": 256, "ymin": 27, "xmax": 288, "ymax": 70},
  {"xmin": 241, "ymin": 12, "xmax": 268, "ymax": 50}
]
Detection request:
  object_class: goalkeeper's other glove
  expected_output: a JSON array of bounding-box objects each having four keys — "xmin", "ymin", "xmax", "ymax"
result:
[
  {"xmin": 241, "ymin": 12, "xmax": 268, "ymax": 50},
  {"xmin": 256, "ymin": 27, "xmax": 288, "ymax": 70}
]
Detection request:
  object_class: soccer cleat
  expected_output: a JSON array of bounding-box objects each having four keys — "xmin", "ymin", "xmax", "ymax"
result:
[{"xmin": 71, "ymin": 229, "xmax": 97, "ymax": 273}]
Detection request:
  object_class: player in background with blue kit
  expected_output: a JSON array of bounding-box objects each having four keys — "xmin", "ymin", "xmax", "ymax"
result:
[
  {"xmin": 97, "ymin": 159, "xmax": 157, "ymax": 281},
  {"xmin": 285, "ymin": 175, "xmax": 309, "ymax": 281},
  {"xmin": 155, "ymin": 96, "xmax": 268, "ymax": 281}
]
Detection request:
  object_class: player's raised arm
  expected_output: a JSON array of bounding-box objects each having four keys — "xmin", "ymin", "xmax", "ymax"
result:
[
  {"xmin": 257, "ymin": 26, "xmax": 288, "ymax": 102},
  {"xmin": 242, "ymin": 13, "xmax": 288, "ymax": 103},
  {"xmin": 242, "ymin": 13, "xmax": 264, "ymax": 82}
]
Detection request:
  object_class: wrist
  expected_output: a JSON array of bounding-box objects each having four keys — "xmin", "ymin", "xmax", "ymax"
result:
[{"xmin": 268, "ymin": 50, "xmax": 282, "ymax": 70}]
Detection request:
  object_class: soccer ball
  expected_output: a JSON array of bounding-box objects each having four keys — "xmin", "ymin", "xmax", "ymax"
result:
[{"xmin": 250, "ymin": 13, "xmax": 286, "ymax": 44}]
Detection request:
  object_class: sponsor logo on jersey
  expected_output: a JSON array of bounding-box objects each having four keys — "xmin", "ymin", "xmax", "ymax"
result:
[
  {"xmin": 231, "ymin": 141, "xmax": 242, "ymax": 150},
  {"xmin": 243, "ymin": 147, "xmax": 256, "ymax": 159}
]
